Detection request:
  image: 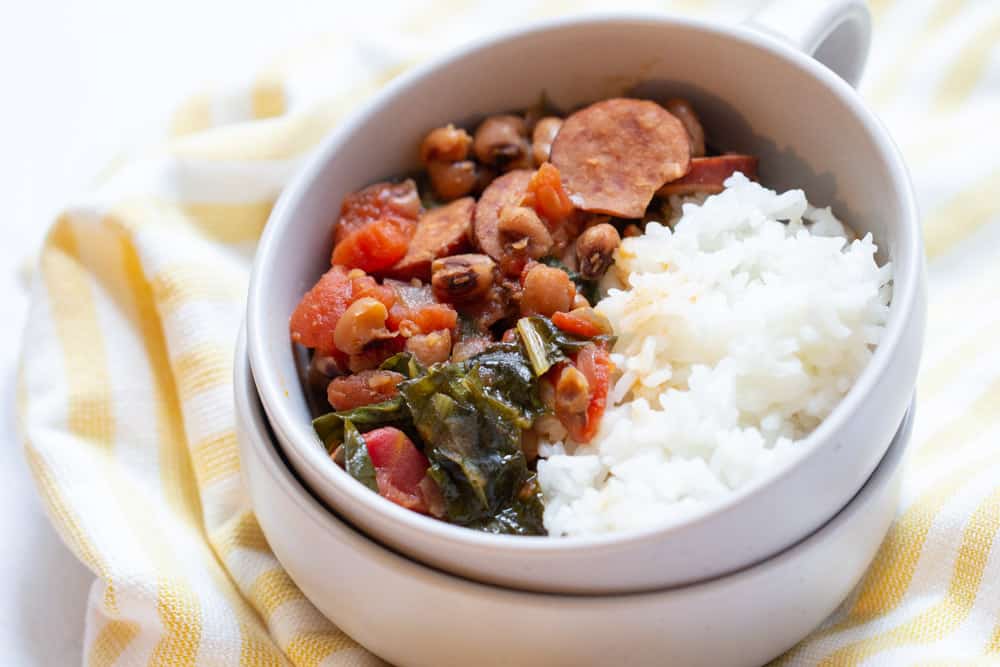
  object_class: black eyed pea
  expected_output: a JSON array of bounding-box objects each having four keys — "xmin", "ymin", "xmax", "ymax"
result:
[
  {"xmin": 473, "ymin": 115, "xmax": 532, "ymax": 170},
  {"xmin": 333, "ymin": 297, "xmax": 391, "ymax": 355},
  {"xmin": 576, "ymin": 223, "xmax": 621, "ymax": 280},
  {"xmin": 498, "ymin": 205, "xmax": 553, "ymax": 259},
  {"xmin": 431, "ymin": 253, "xmax": 497, "ymax": 302},
  {"xmin": 428, "ymin": 159, "xmax": 478, "ymax": 201},
  {"xmin": 419, "ymin": 124, "xmax": 472, "ymax": 164},
  {"xmin": 520, "ymin": 264, "xmax": 575, "ymax": 317},
  {"xmin": 531, "ymin": 116, "xmax": 563, "ymax": 166}
]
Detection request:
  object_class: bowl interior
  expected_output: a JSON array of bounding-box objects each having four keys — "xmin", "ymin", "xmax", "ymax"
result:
[{"xmin": 248, "ymin": 14, "xmax": 919, "ymax": 549}]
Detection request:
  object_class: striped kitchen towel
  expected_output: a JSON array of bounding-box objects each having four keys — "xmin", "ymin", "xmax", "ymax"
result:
[{"xmin": 16, "ymin": 0, "xmax": 1000, "ymax": 665}]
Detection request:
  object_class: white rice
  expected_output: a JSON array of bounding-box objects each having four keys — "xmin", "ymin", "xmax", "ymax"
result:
[{"xmin": 537, "ymin": 173, "xmax": 893, "ymax": 537}]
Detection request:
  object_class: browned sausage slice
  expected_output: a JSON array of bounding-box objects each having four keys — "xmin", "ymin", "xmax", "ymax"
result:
[
  {"xmin": 550, "ymin": 98, "xmax": 691, "ymax": 218},
  {"xmin": 473, "ymin": 169, "xmax": 533, "ymax": 261},
  {"xmin": 656, "ymin": 155, "xmax": 759, "ymax": 197},
  {"xmin": 388, "ymin": 197, "xmax": 475, "ymax": 280}
]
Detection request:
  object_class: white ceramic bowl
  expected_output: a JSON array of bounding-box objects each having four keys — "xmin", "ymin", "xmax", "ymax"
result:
[
  {"xmin": 236, "ymin": 331, "xmax": 914, "ymax": 667},
  {"xmin": 247, "ymin": 3, "xmax": 926, "ymax": 593}
]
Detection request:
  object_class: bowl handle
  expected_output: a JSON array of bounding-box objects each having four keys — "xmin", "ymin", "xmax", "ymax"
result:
[{"xmin": 745, "ymin": 0, "xmax": 872, "ymax": 88}]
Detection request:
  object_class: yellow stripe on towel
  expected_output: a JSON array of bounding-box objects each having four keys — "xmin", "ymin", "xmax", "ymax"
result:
[
  {"xmin": 191, "ymin": 430, "xmax": 241, "ymax": 486},
  {"xmin": 923, "ymin": 168, "xmax": 1000, "ymax": 259},
  {"xmin": 933, "ymin": 13, "xmax": 1000, "ymax": 112},
  {"xmin": 87, "ymin": 620, "xmax": 141, "ymax": 667},
  {"xmin": 774, "ymin": 451, "xmax": 1000, "ymax": 664},
  {"xmin": 251, "ymin": 76, "xmax": 287, "ymax": 120},
  {"xmin": 180, "ymin": 201, "xmax": 275, "ymax": 246},
  {"xmin": 870, "ymin": 0, "xmax": 970, "ymax": 106},
  {"xmin": 285, "ymin": 632, "xmax": 360, "ymax": 667},
  {"xmin": 172, "ymin": 342, "xmax": 233, "ymax": 404},
  {"xmin": 817, "ymin": 486, "xmax": 1000, "ymax": 665}
]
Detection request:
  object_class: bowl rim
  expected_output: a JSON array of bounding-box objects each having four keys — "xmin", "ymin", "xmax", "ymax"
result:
[
  {"xmin": 247, "ymin": 10, "xmax": 922, "ymax": 553},
  {"xmin": 237, "ymin": 327, "xmax": 913, "ymax": 597}
]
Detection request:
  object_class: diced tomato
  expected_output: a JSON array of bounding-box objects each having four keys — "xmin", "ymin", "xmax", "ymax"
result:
[
  {"xmin": 290, "ymin": 266, "xmax": 399, "ymax": 356},
  {"xmin": 326, "ymin": 370, "xmax": 404, "ymax": 411},
  {"xmin": 549, "ymin": 344, "xmax": 613, "ymax": 443},
  {"xmin": 289, "ymin": 266, "xmax": 354, "ymax": 355},
  {"xmin": 332, "ymin": 218, "xmax": 415, "ymax": 273},
  {"xmin": 552, "ymin": 310, "xmax": 602, "ymax": 338},
  {"xmin": 385, "ymin": 281, "xmax": 458, "ymax": 336},
  {"xmin": 402, "ymin": 304, "xmax": 458, "ymax": 335},
  {"xmin": 363, "ymin": 427, "xmax": 440, "ymax": 515},
  {"xmin": 335, "ymin": 277, "xmax": 457, "ymax": 340},
  {"xmin": 522, "ymin": 162, "xmax": 575, "ymax": 224},
  {"xmin": 350, "ymin": 272, "xmax": 397, "ymax": 311},
  {"xmin": 335, "ymin": 180, "xmax": 421, "ymax": 245},
  {"xmin": 573, "ymin": 344, "xmax": 613, "ymax": 443}
]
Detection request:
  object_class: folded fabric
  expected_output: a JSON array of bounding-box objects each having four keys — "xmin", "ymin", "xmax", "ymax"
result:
[{"xmin": 17, "ymin": 1, "xmax": 1000, "ymax": 665}]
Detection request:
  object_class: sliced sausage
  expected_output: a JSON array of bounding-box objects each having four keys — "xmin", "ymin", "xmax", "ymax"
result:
[
  {"xmin": 550, "ymin": 98, "xmax": 691, "ymax": 218},
  {"xmin": 388, "ymin": 197, "xmax": 475, "ymax": 280},
  {"xmin": 656, "ymin": 155, "xmax": 759, "ymax": 197},
  {"xmin": 473, "ymin": 169, "xmax": 534, "ymax": 262}
]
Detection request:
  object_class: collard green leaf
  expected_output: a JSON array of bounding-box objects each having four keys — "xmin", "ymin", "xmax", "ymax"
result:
[
  {"xmin": 514, "ymin": 315, "xmax": 612, "ymax": 378},
  {"xmin": 517, "ymin": 317, "xmax": 566, "ymax": 376},
  {"xmin": 342, "ymin": 420, "xmax": 378, "ymax": 492},
  {"xmin": 312, "ymin": 339, "xmax": 553, "ymax": 534},
  {"xmin": 397, "ymin": 346, "xmax": 546, "ymax": 535},
  {"xmin": 466, "ymin": 345, "xmax": 543, "ymax": 425},
  {"xmin": 313, "ymin": 397, "xmax": 410, "ymax": 452},
  {"xmin": 378, "ymin": 352, "xmax": 425, "ymax": 379}
]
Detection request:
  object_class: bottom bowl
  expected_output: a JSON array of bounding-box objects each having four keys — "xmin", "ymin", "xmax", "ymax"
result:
[{"xmin": 235, "ymin": 335, "xmax": 913, "ymax": 667}]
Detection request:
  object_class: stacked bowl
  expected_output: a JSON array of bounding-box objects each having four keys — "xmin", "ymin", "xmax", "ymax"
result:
[{"xmin": 239, "ymin": 5, "xmax": 926, "ymax": 666}]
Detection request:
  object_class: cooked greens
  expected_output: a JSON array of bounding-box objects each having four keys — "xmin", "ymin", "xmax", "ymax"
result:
[
  {"xmin": 342, "ymin": 420, "xmax": 378, "ymax": 492},
  {"xmin": 516, "ymin": 315, "xmax": 612, "ymax": 376},
  {"xmin": 312, "ymin": 353, "xmax": 426, "ymax": 451},
  {"xmin": 398, "ymin": 344, "xmax": 545, "ymax": 535},
  {"xmin": 311, "ymin": 322, "xmax": 605, "ymax": 536},
  {"xmin": 378, "ymin": 352, "xmax": 426, "ymax": 379},
  {"xmin": 313, "ymin": 398, "xmax": 411, "ymax": 452}
]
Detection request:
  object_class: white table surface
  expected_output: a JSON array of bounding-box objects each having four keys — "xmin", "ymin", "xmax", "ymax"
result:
[{"xmin": 0, "ymin": 1, "xmax": 760, "ymax": 664}]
